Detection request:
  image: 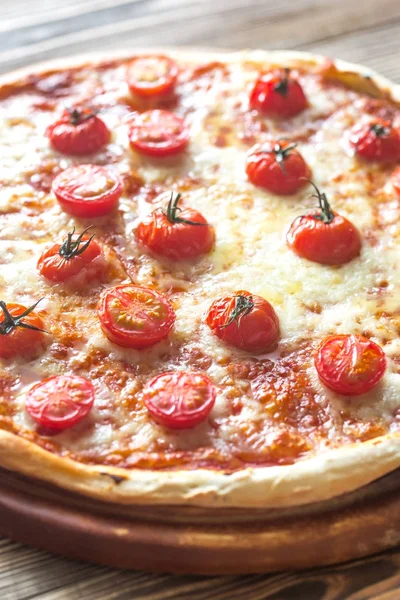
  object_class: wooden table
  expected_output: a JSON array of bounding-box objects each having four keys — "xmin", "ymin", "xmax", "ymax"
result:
[{"xmin": 1, "ymin": 1, "xmax": 400, "ymax": 598}]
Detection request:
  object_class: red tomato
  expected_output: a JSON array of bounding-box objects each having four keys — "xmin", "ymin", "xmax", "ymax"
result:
[
  {"xmin": 46, "ymin": 108, "xmax": 110, "ymax": 155},
  {"xmin": 286, "ymin": 182, "xmax": 361, "ymax": 265},
  {"xmin": 246, "ymin": 141, "xmax": 310, "ymax": 195},
  {"xmin": 126, "ymin": 55, "xmax": 178, "ymax": 97},
  {"xmin": 37, "ymin": 227, "xmax": 103, "ymax": 284},
  {"xmin": 25, "ymin": 375, "xmax": 94, "ymax": 431},
  {"xmin": 52, "ymin": 164, "xmax": 123, "ymax": 218},
  {"xmin": 315, "ymin": 334, "xmax": 386, "ymax": 396},
  {"xmin": 249, "ymin": 68, "xmax": 307, "ymax": 118},
  {"xmin": 206, "ymin": 290, "xmax": 280, "ymax": 354},
  {"xmin": 128, "ymin": 110, "xmax": 189, "ymax": 157},
  {"xmin": 98, "ymin": 284, "xmax": 175, "ymax": 349},
  {"xmin": 143, "ymin": 371, "xmax": 216, "ymax": 429},
  {"xmin": 391, "ymin": 166, "xmax": 400, "ymax": 195},
  {"xmin": 135, "ymin": 192, "xmax": 215, "ymax": 260},
  {"xmin": 0, "ymin": 301, "xmax": 46, "ymax": 359},
  {"xmin": 349, "ymin": 119, "xmax": 400, "ymax": 162}
]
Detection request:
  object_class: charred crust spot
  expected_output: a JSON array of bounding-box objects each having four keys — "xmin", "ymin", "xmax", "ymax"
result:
[{"xmin": 100, "ymin": 472, "xmax": 127, "ymax": 485}]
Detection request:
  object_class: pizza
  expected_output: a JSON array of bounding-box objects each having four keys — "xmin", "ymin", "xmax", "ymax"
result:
[{"xmin": 0, "ymin": 49, "xmax": 400, "ymax": 510}]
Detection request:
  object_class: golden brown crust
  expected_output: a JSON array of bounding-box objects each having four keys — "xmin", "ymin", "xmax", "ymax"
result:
[
  {"xmin": 1, "ymin": 48, "xmax": 400, "ymax": 508},
  {"xmin": 0, "ymin": 428, "xmax": 399, "ymax": 508}
]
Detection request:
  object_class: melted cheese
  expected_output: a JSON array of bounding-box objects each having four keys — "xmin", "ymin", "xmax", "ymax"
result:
[{"xmin": 1, "ymin": 56, "xmax": 400, "ymax": 467}]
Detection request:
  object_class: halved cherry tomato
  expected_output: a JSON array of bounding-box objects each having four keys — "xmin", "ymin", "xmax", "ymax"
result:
[
  {"xmin": 349, "ymin": 119, "xmax": 400, "ymax": 162},
  {"xmin": 25, "ymin": 375, "xmax": 94, "ymax": 431},
  {"xmin": 0, "ymin": 301, "xmax": 46, "ymax": 360},
  {"xmin": 52, "ymin": 164, "xmax": 123, "ymax": 218},
  {"xmin": 286, "ymin": 182, "xmax": 361, "ymax": 265},
  {"xmin": 135, "ymin": 192, "xmax": 215, "ymax": 260},
  {"xmin": 246, "ymin": 141, "xmax": 310, "ymax": 195},
  {"xmin": 206, "ymin": 290, "xmax": 280, "ymax": 354},
  {"xmin": 46, "ymin": 107, "xmax": 110, "ymax": 155},
  {"xmin": 391, "ymin": 166, "xmax": 400, "ymax": 195},
  {"xmin": 126, "ymin": 55, "xmax": 178, "ymax": 97},
  {"xmin": 143, "ymin": 371, "xmax": 216, "ymax": 429},
  {"xmin": 98, "ymin": 284, "xmax": 175, "ymax": 349},
  {"xmin": 249, "ymin": 68, "xmax": 307, "ymax": 118},
  {"xmin": 315, "ymin": 334, "xmax": 386, "ymax": 396},
  {"xmin": 37, "ymin": 227, "xmax": 103, "ymax": 284},
  {"xmin": 128, "ymin": 110, "xmax": 189, "ymax": 157}
]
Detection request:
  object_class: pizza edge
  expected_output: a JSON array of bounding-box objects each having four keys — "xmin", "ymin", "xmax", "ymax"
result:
[{"xmin": 1, "ymin": 48, "xmax": 400, "ymax": 509}]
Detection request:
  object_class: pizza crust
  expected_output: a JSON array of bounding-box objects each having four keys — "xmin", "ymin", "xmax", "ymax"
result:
[
  {"xmin": 0, "ymin": 427, "xmax": 400, "ymax": 508},
  {"xmin": 1, "ymin": 48, "xmax": 400, "ymax": 508}
]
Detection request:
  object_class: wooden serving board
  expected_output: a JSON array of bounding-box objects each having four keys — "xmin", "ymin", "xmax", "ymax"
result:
[{"xmin": 0, "ymin": 467, "xmax": 399, "ymax": 574}]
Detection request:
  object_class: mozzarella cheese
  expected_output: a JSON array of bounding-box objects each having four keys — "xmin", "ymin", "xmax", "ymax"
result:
[{"xmin": 1, "ymin": 56, "xmax": 400, "ymax": 466}]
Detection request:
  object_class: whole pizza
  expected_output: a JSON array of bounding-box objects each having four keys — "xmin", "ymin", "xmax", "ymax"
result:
[{"xmin": 1, "ymin": 49, "xmax": 400, "ymax": 512}]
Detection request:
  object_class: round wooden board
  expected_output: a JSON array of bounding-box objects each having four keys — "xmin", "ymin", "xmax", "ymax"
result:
[{"xmin": 0, "ymin": 467, "xmax": 399, "ymax": 574}]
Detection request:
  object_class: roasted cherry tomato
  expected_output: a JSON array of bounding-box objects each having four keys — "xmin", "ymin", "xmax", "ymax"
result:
[
  {"xmin": 98, "ymin": 284, "xmax": 175, "ymax": 349},
  {"xmin": 286, "ymin": 182, "xmax": 361, "ymax": 265},
  {"xmin": 135, "ymin": 192, "xmax": 215, "ymax": 260},
  {"xmin": 126, "ymin": 55, "xmax": 178, "ymax": 97},
  {"xmin": 391, "ymin": 166, "xmax": 400, "ymax": 195},
  {"xmin": 37, "ymin": 227, "xmax": 103, "ymax": 284},
  {"xmin": 246, "ymin": 141, "xmax": 310, "ymax": 195},
  {"xmin": 315, "ymin": 334, "xmax": 386, "ymax": 396},
  {"xmin": 349, "ymin": 119, "xmax": 400, "ymax": 163},
  {"xmin": 128, "ymin": 110, "xmax": 189, "ymax": 157},
  {"xmin": 249, "ymin": 68, "xmax": 307, "ymax": 118},
  {"xmin": 25, "ymin": 375, "xmax": 94, "ymax": 431},
  {"xmin": 46, "ymin": 107, "xmax": 110, "ymax": 155},
  {"xmin": 52, "ymin": 164, "xmax": 123, "ymax": 218},
  {"xmin": 0, "ymin": 300, "xmax": 46, "ymax": 360},
  {"xmin": 143, "ymin": 371, "xmax": 216, "ymax": 429},
  {"xmin": 206, "ymin": 290, "xmax": 280, "ymax": 353}
]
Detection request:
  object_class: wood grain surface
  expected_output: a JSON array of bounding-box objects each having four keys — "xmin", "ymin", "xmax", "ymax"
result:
[{"xmin": 1, "ymin": 0, "xmax": 400, "ymax": 598}]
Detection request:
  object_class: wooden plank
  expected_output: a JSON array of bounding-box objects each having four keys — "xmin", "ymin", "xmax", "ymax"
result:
[
  {"xmin": 0, "ymin": 541, "xmax": 103, "ymax": 600},
  {"xmin": 1, "ymin": 543, "xmax": 400, "ymax": 599},
  {"xmin": 305, "ymin": 21, "xmax": 400, "ymax": 81},
  {"xmin": 0, "ymin": 0, "xmax": 140, "ymax": 25},
  {"xmin": 0, "ymin": 0, "xmax": 205, "ymax": 41},
  {"xmin": 0, "ymin": 0, "xmax": 399, "ymax": 77}
]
